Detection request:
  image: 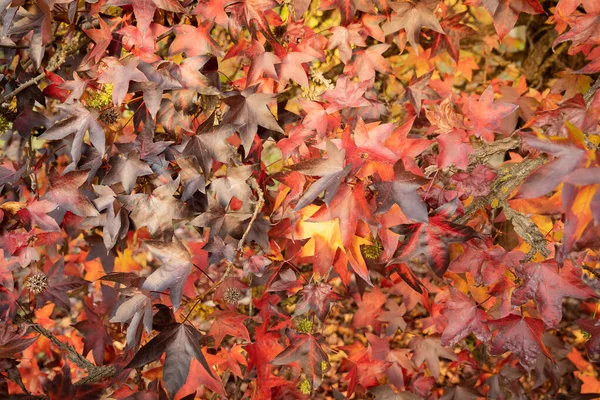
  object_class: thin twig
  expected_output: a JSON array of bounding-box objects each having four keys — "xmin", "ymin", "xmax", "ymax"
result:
[
  {"xmin": 584, "ymin": 76, "xmax": 600, "ymax": 105},
  {"xmin": 583, "ymin": 264, "xmax": 600, "ymax": 280},
  {"xmin": 183, "ymin": 176, "xmax": 265, "ymax": 323}
]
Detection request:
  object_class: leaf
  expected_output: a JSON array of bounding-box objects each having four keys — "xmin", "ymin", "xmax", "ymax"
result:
[
  {"xmin": 82, "ymin": 17, "xmax": 116, "ymax": 64},
  {"xmin": 389, "ymin": 199, "xmax": 478, "ymax": 277},
  {"xmin": 308, "ymin": 180, "xmax": 379, "ymax": 258},
  {"xmin": 40, "ymin": 103, "xmax": 105, "ymax": 168},
  {"xmin": 169, "ymin": 20, "xmax": 224, "ymax": 58},
  {"xmin": 126, "ymin": 323, "xmax": 213, "ymax": 399},
  {"xmin": 382, "ymin": 0, "xmax": 445, "ymax": 53},
  {"xmin": 272, "ymin": 332, "xmax": 328, "ymax": 390},
  {"xmin": 404, "ymin": 70, "xmax": 439, "ymax": 115},
  {"xmin": 221, "ymin": 85, "xmax": 284, "ymax": 155},
  {"xmin": 35, "ymin": 258, "xmax": 88, "ymax": 311},
  {"xmin": 176, "ymin": 156, "xmax": 206, "ymax": 201},
  {"xmin": 72, "ymin": 305, "xmax": 111, "ymax": 365},
  {"xmin": 463, "ymin": 85, "xmax": 518, "ymax": 142},
  {"xmin": 441, "ymin": 288, "xmax": 491, "ymax": 347},
  {"xmin": 327, "ymin": 24, "xmax": 367, "ymax": 64},
  {"xmin": 0, "ymin": 324, "xmax": 38, "ymax": 358},
  {"xmin": 97, "ymin": 56, "xmax": 149, "ymax": 105},
  {"xmin": 292, "ymin": 141, "xmax": 352, "ymax": 210},
  {"xmin": 142, "ymin": 239, "xmax": 194, "ymax": 311},
  {"xmin": 516, "ymin": 127, "xmax": 588, "ymax": 199},
  {"xmin": 487, "ymin": 314, "xmax": 551, "ymax": 370},
  {"xmin": 106, "ymin": 0, "xmax": 186, "ymax": 33},
  {"xmin": 208, "ymin": 310, "xmax": 251, "ymax": 346},
  {"xmin": 322, "ymin": 76, "xmax": 371, "ymax": 113},
  {"xmin": 181, "ymin": 113, "xmax": 238, "ymax": 177},
  {"xmin": 409, "ymin": 335, "xmax": 458, "ymax": 378},
  {"xmin": 373, "ymin": 159, "xmax": 429, "ymax": 222},
  {"xmin": 17, "ymin": 199, "xmax": 60, "ymax": 232},
  {"xmin": 110, "ymin": 293, "xmax": 153, "ymax": 348},
  {"xmin": 190, "ymin": 194, "xmax": 252, "ymax": 240},
  {"xmin": 577, "ymin": 319, "xmax": 600, "ymax": 362},
  {"xmin": 293, "ymin": 281, "xmax": 338, "ymax": 321},
  {"xmin": 102, "ymin": 151, "xmax": 153, "ymax": 194},
  {"xmin": 481, "ymin": 0, "xmax": 544, "ymax": 40},
  {"xmin": 511, "ymin": 260, "xmax": 597, "ymax": 328},
  {"xmin": 121, "ymin": 177, "xmax": 190, "ymax": 239}
]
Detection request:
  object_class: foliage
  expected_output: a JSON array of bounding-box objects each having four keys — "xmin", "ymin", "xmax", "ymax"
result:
[{"xmin": 1, "ymin": 0, "xmax": 600, "ymax": 398}]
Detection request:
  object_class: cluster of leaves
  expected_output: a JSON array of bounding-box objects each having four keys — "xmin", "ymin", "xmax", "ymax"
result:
[{"xmin": 1, "ymin": 0, "xmax": 600, "ymax": 398}]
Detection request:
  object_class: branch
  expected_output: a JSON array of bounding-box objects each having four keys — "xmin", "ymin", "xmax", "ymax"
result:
[
  {"xmin": 182, "ymin": 176, "xmax": 265, "ymax": 322},
  {"xmin": 0, "ymin": 31, "xmax": 87, "ymax": 104},
  {"xmin": 21, "ymin": 320, "xmax": 116, "ymax": 385},
  {"xmin": 498, "ymin": 200, "xmax": 550, "ymax": 259},
  {"xmin": 583, "ymin": 264, "xmax": 600, "ymax": 280},
  {"xmin": 584, "ymin": 76, "xmax": 600, "ymax": 105},
  {"xmin": 468, "ymin": 135, "xmax": 522, "ymax": 169},
  {"xmin": 455, "ymin": 156, "xmax": 546, "ymax": 224}
]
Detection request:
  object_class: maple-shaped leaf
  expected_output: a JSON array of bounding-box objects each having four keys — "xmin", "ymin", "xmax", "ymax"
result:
[
  {"xmin": 327, "ymin": 24, "xmax": 367, "ymax": 64},
  {"xmin": 7, "ymin": 4, "xmax": 52, "ymax": 69},
  {"xmin": 17, "ymin": 199, "xmax": 60, "ymax": 232},
  {"xmin": 169, "ymin": 20, "xmax": 224, "ymax": 58},
  {"xmin": 431, "ymin": 12, "xmax": 474, "ymax": 63},
  {"xmin": 511, "ymin": 260, "xmax": 597, "ymax": 328},
  {"xmin": 578, "ymin": 319, "xmax": 600, "ymax": 362},
  {"xmin": 293, "ymin": 281, "xmax": 338, "ymax": 321},
  {"xmin": 516, "ymin": 128, "xmax": 588, "ymax": 199},
  {"xmin": 106, "ymin": 0, "xmax": 186, "ymax": 33},
  {"xmin": 346, "ymin": 43, "xmax": 391, "ymax": 82},
  {"xmin": 276, "ymin": 48, "xmax": 315, "ymax": 88},
  {"xmin": 409, "ymin": 335, "xmax": 458, "ymax": 378},
  {"xmin": 244, "ymin": 40, "xmax": 282, "ymax": 85},
  {"xmin": 320, "ymin": 0, "xmax": 357, "ymax": 25},
  {"xmin": 110, "ymin": 293, "xmax": 153, "ymax": 348},
  {"xmin": 72, "ymin": 304, "xmax": 111, "ymax": 365},
  {"xmin": 388, "ymin": 199, "xmax": 478, "ymax": 277},
  {"xmin": 126, "ymin": 323, "xmax": 213, "ymax": 399},
  {"xmin": 353, "ymin": 286, "xmax": 386, "ymax": 329},
  {"xmin": 193, "ymin": 0, "xmax": 229, "ymax": 26},
  {"xmin": 117, "ymin": 128, "xmax": 174, "ymax": 165},
  {"xmin": 102, "ymin": 151, "xmax": 153, "ymax": 194},
  {"xmin": 40, "ymin": 103, "xmax": 105, "ymax": 168},
  {"xmin": 322, "ymin": 76, "xmax": 371, "ymax": 113},
  {"xmin": 272, "ymin": 332, "xmax": 328, "ymax": 390},
  {"xmin": 382, "ymin": 0, "xmax": 444, "ymax": 53},
  {"xmin": 208, "ymin": 310, "xmax": 251, "ymax": 346},
  {"xmin": 82, "ymin": 17, "xmax": 116, "ymax": 64},
  {"xmin": 142, "ymin": 239, "xmax": 194, "ymax": 311},
  {"xmin": 35, "ymin": 258, "xmax": 88, "ymax": 311},
  {"xmin": 43, "ymin": 170, "xmax": 99, "ymax": 218},
  {"xmin": 463, "ymin": 85, "xmax": 518, "ymax": 142},
  {"xmin": 441, "ymin": 288, "xmax": 492, "ymax": 347},
  {"xmin": 191, "ymin": 194, "xmax": 252, "ymax": 240},
  {"xmin": 309, "ymin": 180, "xmax": 379, "ymax": 255},
  {"xmin": 222, "ymin": 85, "xmax": 284, "ymax": 155},
  {"xmin": 181, "ymin": 113, "xmax": 238, "ymax": 177},
  {"xmin": 176, "ymin": 156, "xmax": 206, "ymax": 201},
  {"xmin": 0, "ymin": 324, "xmax": 38, "ymax": 358},
  {"xmin": 483, "ymin": 0, "xmax": 544, "ymax": 40},
  {"xmin": 209, "ymin": 165, "xmax": 254, "ymax": 206},
  {"xmin": 338, "ymin": 342, "xmax": 389, "ymax": 396},
  {"xmin": 487, "ymin": 314, "xmax": 551, "ymax": 370},
  {"xmin": 374, "ymin": 160, "xmax": 429, "ymax": 222},
  {"xmin": 404, "ymin": 70, "xmax": 439, "ymax": 115},
  {"xmin": 97, "ymin": 57, "xmax": 149, "ymax": 105},
  {"xmin": 292, "ymin": 141, "xmax": 352, "ymax": 210},
  {"xmin": 121, "ymin": 177, "xmax": 190, "ymax": 239}
]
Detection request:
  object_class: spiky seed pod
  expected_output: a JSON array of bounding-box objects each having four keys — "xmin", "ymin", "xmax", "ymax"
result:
[
  {"xmin": 99, "ymin": 108, "xmax": 120, "ymax": 124},
  {"xmin": 296, "ymin": 317, "xmax": 313, "ymax": 333},
  {"xmin": 223, "ymin": 287, "xmax": 242, "ymax": 304},
  {"xmin": 26, "ymin": 273, "xmax": 49, "ymax": 295},
  {"xmin": 363, "ymin": 239, "xmax": 383, "ymax": 260}
]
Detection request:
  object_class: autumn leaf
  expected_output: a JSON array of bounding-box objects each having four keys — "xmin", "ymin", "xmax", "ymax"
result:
[
  {"xmin": 487, "ymin": 314, "xmax": 552, "ymax": 370},
  {"xmin": 388, "ymin": 199, "xmax": 478, "ymax": 277},
  {"xmin": 463, "ymin": 85, "xmax": 518, "ymax": 142},
  {"xmin": 142, "ymin": 239, "xmax": 194, "ymax": 311},
  {"xmin": 511, "ymin": 260, "xmax": 597, "ymax": 328},
  {"xmin": 481, "ymin": 0, "xmax": 545, "ymax": 40},
  {"xmin": 409, "ymin": 335, "xmax": 458, "ymax": 378},
  {"xmin": 272, "ymin": 332, "xmax": 329, "ymax": 390},
  {"xmin": 208, "ymin": 310, "xmax": 251, "ymax": 346},
  {"xmin": 441, "ymin": 287, "xmax": 492, "ymax": 346},
  {"xmin": 126, "ymin": 323, "xmax": 214, "ymax": 399},
  {"xmin": 0, "ymin": 324, "xmax": 38, "ymax": 358}
]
